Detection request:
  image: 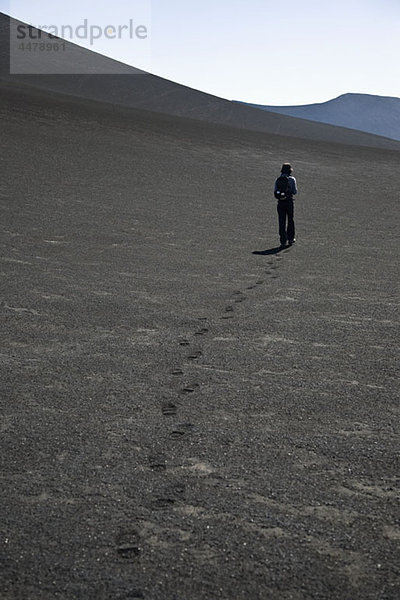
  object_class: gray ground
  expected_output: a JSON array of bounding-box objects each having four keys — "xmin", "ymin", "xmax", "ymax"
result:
[{"xmin": 1, "ymin": 80, "xmax": 399, "ymax": 600}]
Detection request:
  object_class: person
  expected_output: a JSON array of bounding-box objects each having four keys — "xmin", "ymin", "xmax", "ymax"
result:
[{"xmin": 274, "ymin": 163, "xmax": 298, "ymax": 248}]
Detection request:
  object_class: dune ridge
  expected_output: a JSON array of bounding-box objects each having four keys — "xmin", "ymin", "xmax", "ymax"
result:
[
  {"xmin": 1, "ymin": 12, "xmax": 400, "ymax": 150},
  {"xmin": 238, "ymin": 93, "xmax": 400, "ymax": 142}
]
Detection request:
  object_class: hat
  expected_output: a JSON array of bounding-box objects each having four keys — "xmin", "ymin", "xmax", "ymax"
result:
[{"xmin": 281, "ymin": 163, "xmax": 293, "ymax": 174}]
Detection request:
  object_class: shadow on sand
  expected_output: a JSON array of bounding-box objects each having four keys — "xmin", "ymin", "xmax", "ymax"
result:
[{"xmin": 252, "ymin": 246, "xmax": 291, "ymax": 256}]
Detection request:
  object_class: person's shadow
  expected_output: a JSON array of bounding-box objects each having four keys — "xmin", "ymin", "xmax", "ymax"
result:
[{"xmin": 252, "ymin": 245, "xmax": 291, "ymax": 255}]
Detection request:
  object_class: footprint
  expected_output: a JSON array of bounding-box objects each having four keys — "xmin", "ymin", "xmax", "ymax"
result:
[
  {"xmin": 171, "ymin": 369, "xmax": 183, "ymax": 376},
  {"xmin": 169, "ymin": 423, "xmax": 194, "ymax": 439},
  {"xmin": 187, "ymin": 351, "xmax": 202, "ymax": 361},
  {"xmin": 194, "ymin": 328, "xmax": 209, "ymax": 336},
  {"xmin": 256, "ymin": 280, "xmax": 264, "ymax": 285},
  {"xmin": 169, "ymin": 430, "xmax": 186, "ymax": 440},
  {"xmin": 162, "ymin": 402, "xmax": 178, "ymax": 416},
  {"xmin": 179, "ymin": 339, "xmax": 190, "ymax": 346},
  {"xmin": 116, "ymin": 530, "xmax": 141, "ymax": 559},
  {"xmin": 221, "ymin": 315, "xmax": 234, "ymax": 319},
  {"xmin": 148, "ymin": 454, "xmax": 167, "ymax": 471},
  {"xmin": 225, "ymin": 305, "xmax": 234, "ymax": 312},
  {"xmin": 153, "ymin": 497, "xmax": 176, "ymax": 510},
  {"xmin": 181, "ymin": 383, "xmax": 200, "ymax": 394},
  {"xmin": 234, "ymin": 297, "xmax": 246, "ymax": 303},
  {"xmin": 169, "ymin": 483, "xmax": 186, "ymax": 498},
  {"xmin": 116, "ymin": 545, "xmax": 141, "ymax": 559},
  {"xmin": 246, "ymin": 285, "xmax": 256, "ymax": 290}
]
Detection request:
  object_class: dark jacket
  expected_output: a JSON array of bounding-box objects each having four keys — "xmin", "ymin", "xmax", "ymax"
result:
[{"xmin": 274, "ymin": 175, "xmax": 298, "ymax": 199}]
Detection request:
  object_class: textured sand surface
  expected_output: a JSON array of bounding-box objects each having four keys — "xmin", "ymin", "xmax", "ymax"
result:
[{"xmin": 1, "ymin": 76, "xmax": 399, "ymax": 599}]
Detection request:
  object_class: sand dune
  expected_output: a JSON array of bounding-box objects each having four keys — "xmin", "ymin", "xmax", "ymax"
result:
[
  {"xmin": 1, "ymin": 12, "xmax": 400, "ymax": 150},
  {"xmin": 240, "ymin": 93, "xmax": 400, "ymax": 141}
]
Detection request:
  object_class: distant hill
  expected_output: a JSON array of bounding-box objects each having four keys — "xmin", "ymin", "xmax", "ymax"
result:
[
  {"xmin": 237, "ymin": 94, "xmax": 400, "ymax": 141},
  {"xmin": 1, "ymin": 12, "xmax": 399, "ymax": 150}
]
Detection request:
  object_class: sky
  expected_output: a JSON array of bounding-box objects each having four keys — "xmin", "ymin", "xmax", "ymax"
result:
[{"xmin": 1, "ymin": 0, "xmax": 400, "ymax": 105}]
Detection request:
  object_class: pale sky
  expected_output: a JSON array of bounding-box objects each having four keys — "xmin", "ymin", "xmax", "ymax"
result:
[{"xmin": 1, "ymin": 0, "xmax": 400, "ymax": 105}]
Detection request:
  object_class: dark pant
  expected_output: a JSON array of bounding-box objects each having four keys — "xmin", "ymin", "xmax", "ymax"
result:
[{"xmin": 277, "ymin": 199, "xmax": 295, "ymax": 245}]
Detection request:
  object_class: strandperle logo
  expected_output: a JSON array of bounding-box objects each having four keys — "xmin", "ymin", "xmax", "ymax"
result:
[{"xmin": 16, "ymin": 19, "xmax": 148, "ymax": 46}]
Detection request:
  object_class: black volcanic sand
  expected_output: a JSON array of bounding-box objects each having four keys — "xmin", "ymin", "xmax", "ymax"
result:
[{"xmin": 1, "ymin": 81, "xmax": 399, "ymax": 600}]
